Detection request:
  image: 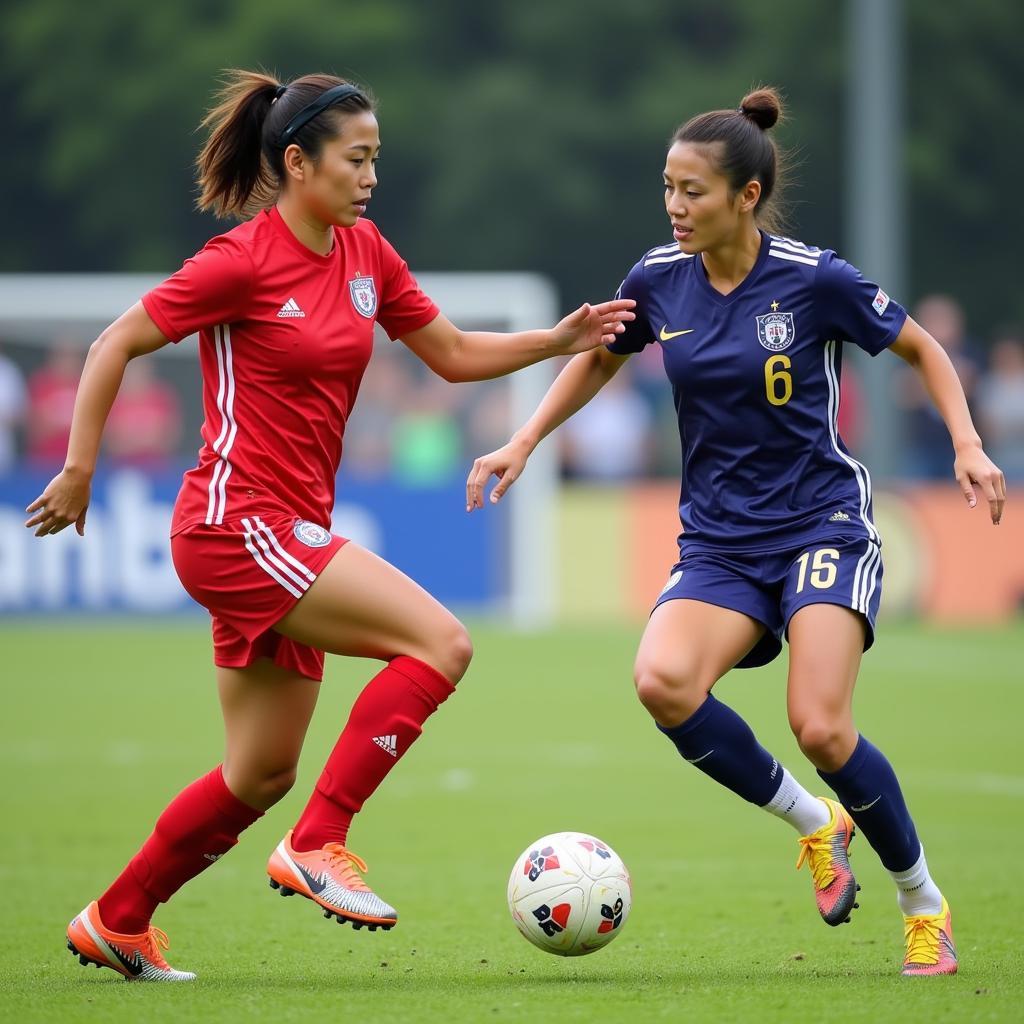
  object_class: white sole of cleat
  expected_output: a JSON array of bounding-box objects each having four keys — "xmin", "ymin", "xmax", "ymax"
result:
[{"xmin": 268, "ymin": 877, "xmax": 395, "ymax": 931}]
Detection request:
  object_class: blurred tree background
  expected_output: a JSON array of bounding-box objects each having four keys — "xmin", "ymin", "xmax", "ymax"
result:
[{"xmin": 1, "ymin": 0, "xmax": 1020, "ymax": 337}]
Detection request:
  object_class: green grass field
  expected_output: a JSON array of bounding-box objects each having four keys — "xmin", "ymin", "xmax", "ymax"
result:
[{"xmin": 1, "ymin": 619, "xmax": 1021, "ymax": 1023}]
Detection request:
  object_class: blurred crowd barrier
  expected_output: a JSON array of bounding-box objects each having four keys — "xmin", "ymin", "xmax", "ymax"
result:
[
  {"xmin": 2, "ymin": 467, "xmax": 1020, "ymax": 623},
  {"xmin": 0, "ymin": 467, "xmax": 506, "ymax": 615},
  {"xmin": 557, "ymin": 483, "xmax": 1024, "ymax": 624}
]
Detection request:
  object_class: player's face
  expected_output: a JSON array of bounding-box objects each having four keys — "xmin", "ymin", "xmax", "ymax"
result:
[
  {"xmin": 663, "ymin": 142, "xmax": 747, "ymax": 253},
  {"xmin": 301, "ymin": 111, "xmax": 381, "ymax": 228}
]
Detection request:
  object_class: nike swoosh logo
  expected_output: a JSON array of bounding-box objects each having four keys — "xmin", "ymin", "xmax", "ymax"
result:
[
  {"xmin": 659, "ymin": 325, "xmax": 695, "ymax": 341},
  {"xmin": 851, "ymin": 795, "xmax": 882, "ymax": 812},
  {"xmin": 107, "ymin": 941, "xmax": 143, "ymax": 977},
  {"xmin": 685, "ymin": 749, "xmax": 714, "ymax": 764},
  {"xmin": 296, "ymin": 862, "xmax": 328, "ymax": 895}
]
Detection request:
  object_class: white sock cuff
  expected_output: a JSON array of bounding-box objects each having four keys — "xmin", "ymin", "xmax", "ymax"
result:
[{"xmin": 892, "ymin": 844, "xmax": 926, "ymax": 885}]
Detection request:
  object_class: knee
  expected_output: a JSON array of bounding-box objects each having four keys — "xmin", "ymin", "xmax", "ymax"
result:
[
  {"xmin": 432, "ymin": 618, "xmax": 473, "ymax": 685},
  {"xmin": 791, "ymin": 716, "xmax": 853, "ymax": 771},
  {"xmin": 633, "ymin": 655, "xmax": 710, "ymax": 725},
  {"xmin": 228, "ymin": 764, "xmax": 298, "ymax": 811}
]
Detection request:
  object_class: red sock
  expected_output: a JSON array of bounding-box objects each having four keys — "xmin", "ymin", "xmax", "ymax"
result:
[
  {"xmin": 97, "ymin": 765, "xmax": 262, "ymax": 933},
  {"xmin": 291, "ymin": 655, "xmax": 456, "ymax": 851}
]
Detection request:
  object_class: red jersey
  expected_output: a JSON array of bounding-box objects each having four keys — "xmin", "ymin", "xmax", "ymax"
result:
[{"xmin": 142, "ymin": 208, "xmax": 438, "ymax": 535}]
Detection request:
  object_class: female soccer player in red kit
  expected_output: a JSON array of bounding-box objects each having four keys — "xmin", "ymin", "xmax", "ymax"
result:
[{"xmin": 25, "ymin": 71, "xmax": 634, "ymax": 982}]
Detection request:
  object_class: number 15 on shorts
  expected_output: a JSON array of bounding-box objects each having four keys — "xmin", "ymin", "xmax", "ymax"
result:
[{"xmin": 795, "ymin": 548, "xmax": 839, "ymax": 592}]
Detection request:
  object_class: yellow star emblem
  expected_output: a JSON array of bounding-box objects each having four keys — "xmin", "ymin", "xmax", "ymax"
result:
[{"xmin": 771, "ymin": 300, "xmax": 780, "ymax": 312}]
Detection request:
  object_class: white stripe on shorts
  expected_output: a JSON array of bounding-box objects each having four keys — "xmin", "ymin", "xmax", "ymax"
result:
[{"xmin": 241, "ymin": 517, "xmax": 309, "ymax": 599}]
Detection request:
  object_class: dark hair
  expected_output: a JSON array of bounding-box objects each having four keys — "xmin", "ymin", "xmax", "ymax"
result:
[
  {"xmin": 196, "ymin": 69, "xmax": 375, "ymax": 218},
  {"xmin": 672, "ymin": 86, "xmax": 786, "ymax": 233}
]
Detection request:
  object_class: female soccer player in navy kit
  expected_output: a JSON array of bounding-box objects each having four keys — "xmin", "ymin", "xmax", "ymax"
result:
[
  {"xmin": 468, "ymin": 87, "xmax": 1006, "ymax": 976},
  {"xmin": 24, "ymin": 71, "xmax": 634, "ymax": 981}
]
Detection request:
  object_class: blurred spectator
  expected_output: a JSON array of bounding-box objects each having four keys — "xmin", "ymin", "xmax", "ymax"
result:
[
  {"xmin": 899, "ymin": 294, "xmax": 980, "ymax": 479},
  {"xmin": 464, "ymin": 380, "xmax": 511, "ymax": 463},
  {"xmin": 837, "ymin": 360, "xmax": 864, "ymax": 453},
  {"xmin": 25, "ymin": 340, "xmax": 84, "ymax": 467},
  {"xmin": 105, "ymin": 359, "xmax": 183, "ymax": 469},
  {"xmin": 561, "ymin": 363, "xmax": 655, "ymax": 480},
  {"xmin": 343, "ymin": 341, "xmax": 411, "ymax": 479},
  {"xmin": 630, "ymin": 341, "xmax": 680, "ymax": 475},
  {"xmin": 0, "ymin": 341, "xmax": 28, "ymax": 474},
  {"xmin": 391, "ymin": 375, "xmax": 462, "ymax": 486},
  {"xmin": 978, "ymin": 328, "xmax": 1024, "ymax": 484}
]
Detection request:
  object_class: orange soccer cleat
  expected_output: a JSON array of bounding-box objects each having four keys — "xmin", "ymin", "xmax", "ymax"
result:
[
  {"xmin": 66, "ymin": 901, "xmax": 195, "ymax": 981},
  {"xmin": 267, "ymin": 830, "xmax": 397, "ymax": 930},
  {"xmin": 796, "ymin": 797, "xmax": 860, "ymax": 926}
]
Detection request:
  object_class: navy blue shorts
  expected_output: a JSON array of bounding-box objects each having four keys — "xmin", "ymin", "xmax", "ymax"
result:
[{"xmin": 653, "ymin": 535, "xmax": 883, "ymax": 669}]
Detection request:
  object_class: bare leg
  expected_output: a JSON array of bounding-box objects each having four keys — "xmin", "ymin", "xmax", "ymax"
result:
[
  {"xmin": 274, "ymin": 542, "xmax": 472, "ymax": 682},
  {"xmin": 633, "ymin": 598, "xmax": 764, "ymax": 725},
  {"xmin": 218, "ymin": 660, "xmax": 321, "ymax": 810}
]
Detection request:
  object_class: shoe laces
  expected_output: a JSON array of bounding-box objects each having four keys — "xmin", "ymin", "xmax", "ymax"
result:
[
  {"xmin": 903, "ymin": 913, "xmax": 943, "ymax": 965},
  {"xmin": 322, "ymin": 844, "xmax": 371, "ymax": 892},
  {"xmin": 139, "ymin": 926, "xmax": 172, "ymax": 967},
  {"xmin": 795, "ymin": 832, "xmax": 836, "ymax": 891}
]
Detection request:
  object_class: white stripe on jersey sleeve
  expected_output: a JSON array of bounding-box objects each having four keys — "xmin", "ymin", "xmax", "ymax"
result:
[
  {"xmin": 647, "ymin": 242, "xmax": 682, "ymax": 257},
  {"xmin": 644, "ymin": 250, "xmax": 695, "ymax": 266},
  {"xmin": 768, "ymin": 249, "xmax": 820, "ymax": 267},
  {"xmin": 769, "ymin": 235, "xmax": 821, "ymax": 255}
]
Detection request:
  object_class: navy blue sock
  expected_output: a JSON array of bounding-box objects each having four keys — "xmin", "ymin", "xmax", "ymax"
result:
[
  {"xmin": 817, "ymin": 734, "xmax": 921, "ymax": 872},
  {"xmin": 657, "ymin": 694, "xmax": 783, "ymax": 805}
]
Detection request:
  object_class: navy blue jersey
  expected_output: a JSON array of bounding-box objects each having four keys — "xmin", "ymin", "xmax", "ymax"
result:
[{"xmin": 607, "ymin": 231, "xmax": 907, "ymax": 551}]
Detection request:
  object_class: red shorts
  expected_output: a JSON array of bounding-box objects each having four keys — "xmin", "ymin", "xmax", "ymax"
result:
[{"xmin": 171, "ymin": 512, "xmax": 348, "ymax": 681}]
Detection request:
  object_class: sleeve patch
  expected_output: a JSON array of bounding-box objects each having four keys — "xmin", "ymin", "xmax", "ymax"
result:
[{"xmin": 872, "ymin": 288, "xmax": 890, "ymax": 316}]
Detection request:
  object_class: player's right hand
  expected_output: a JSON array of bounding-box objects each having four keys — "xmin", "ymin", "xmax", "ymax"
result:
[
  {"xmin": 25, "ymin": 467, "xmax": 91, "ymax": 537},
  {"xmin": 466, "ymin": 439, "xmax": 532, "ymax": 511}
]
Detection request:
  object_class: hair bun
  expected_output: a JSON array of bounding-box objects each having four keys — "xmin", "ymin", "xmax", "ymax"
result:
[{"xmin": 739, "ymin": 87, "xmax": 783, "ymax": 130}]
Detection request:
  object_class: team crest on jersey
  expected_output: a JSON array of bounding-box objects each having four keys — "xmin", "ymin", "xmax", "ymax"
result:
[
  {"xmin": 756, "ymin": 311, "xmax": 795, "ymax": 352},
  {"xmin": 293, "ymin": 520, "xmax": 332, "ymax": 548},
  {"xmin": 349, "ymin": 275, "xmax": 377, "ymax": 319}
]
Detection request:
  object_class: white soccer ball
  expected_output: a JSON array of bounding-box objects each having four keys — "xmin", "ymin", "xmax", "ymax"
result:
[{"xmin": 506, "ymin": 832, "xmax": 632, "ymax": 957}]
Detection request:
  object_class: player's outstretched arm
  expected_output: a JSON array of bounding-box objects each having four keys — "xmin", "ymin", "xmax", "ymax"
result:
[
  {"xmin": 889, "ymin": 316, "xmax": 1006, "ymax": 524},
  {"xmin": 24, "ymin": 302, "xmax": 171, "ymax": 538},
  {"xmin": 400, "ymin": 299, "xmax": 635, "ymax": 383},
  {"xmin": 466, "ymin": 346, "xmax": 630, "ymax": 510}
]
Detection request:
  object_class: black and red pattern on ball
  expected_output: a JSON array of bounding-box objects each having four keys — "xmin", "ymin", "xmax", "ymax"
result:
[
  {"xmin": 577, "ymin": 838, "xmax": 612, "ymax": 860},
  {"xmin": 532, "ymin": 902, "xmax": 572, "ymax": 937},
  {"xmin": 524, "ymin": 846, "xmax": 561, "ymax": 881},
  {"xmin": 597, "ymin": 897, "xmax": 624, "ymax": 934}
]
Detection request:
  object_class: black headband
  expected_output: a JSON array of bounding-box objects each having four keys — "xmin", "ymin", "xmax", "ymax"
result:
[{"xmin": 273, "ymin": 84, "xmax": 365, "ymax": 148}]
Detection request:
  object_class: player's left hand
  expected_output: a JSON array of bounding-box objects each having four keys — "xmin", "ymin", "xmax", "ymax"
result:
[
  {"xmin": 550, "ymin": 299, "xmax": 636, "ymax": 354},
  {"xmin": 954, "ymin": 444, "xmax": 1006, "ymax": 525},
  {"xmin": 25, "ymin": 466, "xmax": 92, "ymax": 537}
]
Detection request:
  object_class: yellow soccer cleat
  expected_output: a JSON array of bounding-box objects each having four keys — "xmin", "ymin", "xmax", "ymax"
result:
[
  {"xmin": 796, "ymin": 798, "xmax": 860, "ymax": 926},
  {"xmin": 902, "ymin": 898, "xmax": 958, "ymax": 976},
  {"xmin": 66, "ymin": 901, "xmax": 196, "ymax": 981},
  {"xmin": 267, "ymin": 829, "xmax": 397, "ymax": 930}
]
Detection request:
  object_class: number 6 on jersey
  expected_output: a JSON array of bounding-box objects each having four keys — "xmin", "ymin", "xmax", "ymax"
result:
[{"xmin": 764, "ymin": 354, "xmax": 793, "ymax": 406}]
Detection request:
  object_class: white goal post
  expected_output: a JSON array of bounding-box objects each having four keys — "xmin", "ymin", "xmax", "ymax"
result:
[{"xmin": 0, "ymin": 272, "xmax": 559, "ymax": 628}]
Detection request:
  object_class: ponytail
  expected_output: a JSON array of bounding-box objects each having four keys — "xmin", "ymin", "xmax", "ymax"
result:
[
  {"xmin": 196, "ymin": 69, "xmax": 374, "ymax": 219},
  {"xmin": 196, "ymin": 70, "xmax": 280, "ymax": 218}
]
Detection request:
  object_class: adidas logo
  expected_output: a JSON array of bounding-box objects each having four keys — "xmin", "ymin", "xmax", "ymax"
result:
[
  {"xmin": 829, "ymin": 510, "xmax": 851, "ymax": 522},
  {"xmin": 277, "ymin": 297, "xmax": 305, "ymax": 318},
  {"xmin": 373, "ymin": 734, "xmax": 398, "ymax": 757}
]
